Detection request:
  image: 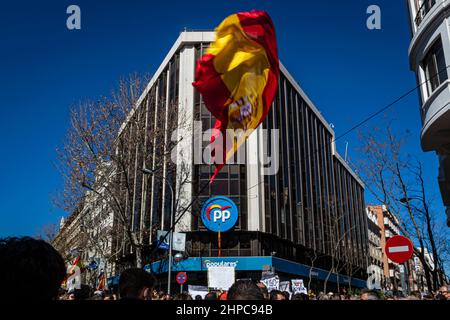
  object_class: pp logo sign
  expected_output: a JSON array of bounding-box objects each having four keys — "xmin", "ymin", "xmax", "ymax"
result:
[{"xmin": 201, "ymin": 196, "xmax": 238, "ymax": 232}]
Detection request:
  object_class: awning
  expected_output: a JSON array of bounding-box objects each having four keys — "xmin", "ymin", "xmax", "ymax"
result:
[{"xmin": 144, "ymin": 256, "xmax": 366, "ymax": 288}]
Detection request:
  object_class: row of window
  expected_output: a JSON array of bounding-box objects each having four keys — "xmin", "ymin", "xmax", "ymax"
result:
[{"xmin": 262, "ymin": 73, "xmax": 368, "ymax": 269}]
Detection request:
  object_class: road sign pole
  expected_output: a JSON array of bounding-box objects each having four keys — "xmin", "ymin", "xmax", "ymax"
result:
[
  {"xmin": 400, "ymin": 264, "xmax": 406, "ymax": 295},
  {"xmin": 404, "ymin": 262, "xmax": 409, "ymax": 295},
  {"xmin": 180, "ymin": 284, "xmax": 183, "ymax": 294}
]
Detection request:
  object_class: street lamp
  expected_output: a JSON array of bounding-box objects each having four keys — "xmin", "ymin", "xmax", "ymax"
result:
[{"xmin": 142, "ymin": 167, "xmax": 175, "ymax": 295}]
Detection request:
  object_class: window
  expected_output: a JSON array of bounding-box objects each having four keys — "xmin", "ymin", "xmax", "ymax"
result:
[
  {"xmin": 423, "ymin": 38, "xmax": 448, "ymax": 95},
  {"xmin": 415, "ymin": 0, "xmax": 436, "ymax": 27}
]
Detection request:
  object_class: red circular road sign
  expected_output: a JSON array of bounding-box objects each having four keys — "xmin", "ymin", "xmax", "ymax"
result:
[
  {"xmin": 176, "ymin": 272, "xmax": 187, "ymax": 285},
  {"xmin": 385, "ymin": 235, "xmax": 413, "ymax": 264}
]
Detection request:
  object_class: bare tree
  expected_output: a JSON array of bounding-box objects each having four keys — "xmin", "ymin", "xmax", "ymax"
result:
[
  {"xmin": 354, "ymin": 122, "xmax": 449, "ymax": 291},
  {"xmin": 55, "ymin": 73, "xmax": 191, "ymax": 269},
  {"xmin": 35, "ymin": 222, "xmax": 59, "ymax": 242}
]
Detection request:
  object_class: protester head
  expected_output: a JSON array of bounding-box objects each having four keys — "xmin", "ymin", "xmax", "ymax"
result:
[
  {"xmin": 228, "ymin": 280, "xmax": 265, "ymax": 300},
  {"xmin": 282, "ymin": 291, "xmax": 290, "ymax": 300},
  {"xmin": 0, "ymin": 237, "xmax": 66, "ymax": 300},
  {"xmin": 408, "ymin": 291, "xmax": 421, "ymax": 300},
  {"xmin": 204, "ymin": 291, "xmax": 218, "ymax": 300},
  {"xmin": 104, "ymin": 294, "xmax": 116, "ymax": 300},
  {"xmin": 270, "ymin": 290, "xmax": 286, "ymax": 300},
  {"xmin": 73, "ymin": 284, "xmax": 92, "ymax": 300},
  {"xmin": 256, "ymin": 282, "xmax": 269, "ymax": 300},
  {"xmin": 219, "ymin": 291, "xmax": 228, "ymax": 300},
  {"xmin": 173, "ymin": 293, "xmax": 193, "ymax": 300},
  {"xmin": 360, "ymin": 289, "xmax": 380, "ymax": 300},
  {"xmin": 195, "ymin": 295, "xmax": 203, "ymax": 300},
  {"xmin": 422, "ymin": 292, "xmax": 433, "ymax": 300},
  {"xmin": 291, "ymin": 293, "xmax": 304, "ymax": 300},
  {"xmin": 438, "ymin": 285, "xmax": 449, "ymax": 300},
  {"xmin": 384, "ymin": 292, "xmax": 394, "ymax": 300},
  {"xmin": 317, "ymin": 292, "xmax": 329, "ymax": 300},
  {"xmin": 118, "ymin": 268, "xmax": 155, "ymax": 300}
]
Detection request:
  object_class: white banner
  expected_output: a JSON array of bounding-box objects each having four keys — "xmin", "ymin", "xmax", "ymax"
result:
[
  {"xmin": 291, "ymin": 279, "xmax": 307, "ymax": 294},
  {"xmin": 188, "ymin": 285, "xmax": 209, "ymax": 299},
  {"xmin": 207, "ymin": 266, "xmax": 235, "ymax": 290},
  {"xmin": 261, "ymin": 276, "xmax": 279, "ymax": 292},
  {"xmin": 172, "ymin": 232, "xmax": 186, "ymax": 252},
  {"xmin": 279, "ymin": 281, "xmax": 290, "ymax": 293}
]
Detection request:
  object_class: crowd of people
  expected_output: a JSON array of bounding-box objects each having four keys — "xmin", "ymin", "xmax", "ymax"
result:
[
  {"xmin": 1, "ymin": 237, "xmax": 449, "ymax": 301},
  {"xmin": 56, "ymin": 281, "xmax": 450, "ymax": 301}
]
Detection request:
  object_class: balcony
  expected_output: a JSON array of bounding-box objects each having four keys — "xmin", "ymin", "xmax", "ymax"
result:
[
  {"xmin": 415, "ymin": 0, "xmax": 437, "ymax": 27},
  {"xmin": 421, "ymin": 80, "xmax": 450, "ymax": 151}
]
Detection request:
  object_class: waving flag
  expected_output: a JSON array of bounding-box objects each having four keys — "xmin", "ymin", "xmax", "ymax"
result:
[{"xmin": 193, "ymin": 10, "xmax": 279, "ymax": 181}]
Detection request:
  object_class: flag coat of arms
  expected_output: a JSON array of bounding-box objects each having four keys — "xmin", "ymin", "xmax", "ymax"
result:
[{"xmin": 193, "ymin": 10, "xmax": 279, "ymax": 181}]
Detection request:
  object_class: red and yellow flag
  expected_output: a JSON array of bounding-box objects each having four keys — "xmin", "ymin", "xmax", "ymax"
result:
[{"xmin": 193, "ymin": 10, "xmax": 279, "ymax": 181}]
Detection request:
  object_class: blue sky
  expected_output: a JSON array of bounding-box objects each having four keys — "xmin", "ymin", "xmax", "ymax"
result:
[{"xmin": 0, "ymin": 0, "xmax": 445, "ymax": 237}]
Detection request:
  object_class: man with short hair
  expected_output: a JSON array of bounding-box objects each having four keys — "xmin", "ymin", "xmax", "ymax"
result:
[
  {"xmin": 227, "ymin": 280, "xmax": 265, "ymax": 300},
  {"xmin": 118, "ymin": 268, "xmax": 155, "ymax": 300},
  {"xmin": 0, "ymin": 237, "xmax": 66, "ymax": 300}
]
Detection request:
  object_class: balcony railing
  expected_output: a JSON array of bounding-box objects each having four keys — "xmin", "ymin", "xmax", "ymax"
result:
[{"xmin": 415, "ymin": 0, "xmax": 437, "ymax": 27}]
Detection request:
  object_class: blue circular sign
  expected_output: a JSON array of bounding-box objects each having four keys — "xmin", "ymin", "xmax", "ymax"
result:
[{"xmin": 200, "ymin": 196, "xmax": 238, "ymax": 232}]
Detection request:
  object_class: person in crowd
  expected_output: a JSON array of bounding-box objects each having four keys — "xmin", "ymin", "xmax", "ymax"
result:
[
  {"xmin": 316, "ymin": 292, "xmax": 329, "ymax": 300},
  {"xmin": 89, "ymin": 290, "xmax": 104, "ymax": 300},
  {"xmin": 281, "ymin": 291, "xmax": 290, "ymax": 300},
  {"xmin": 227, "ymin": 280, "xmax": 265, "ymax": 300},
  {"xmin": 219, "ymin": 291, "xmax": 228, "ymax": 300},
  {"xmin": 118, "ymin": 268, "xmax": 155, "ymax": 300},
  {"xmin": 437, "ymin": 285, "xmax": 449, "ymax": 300},
  {"xmin": 360, "ymin": 289, "xmax": 380, "ymax": 300},
  {"xmin": 408, "ymin": 291, "xmax": 422, "ymax": 300},
  {"xmin": 269, "ymin": 289, "xmax": 286, "ymax": 300},
  {"xmin": 384, "ymin": 291, "xmax": 395, "ymax": 300},
  {"xmin": 204, "ymin": 291, "xmax": 218, "ymax": 300},
  {"xmin": 164, "ymin": 294, "xmax": 173, "ymax": 300},
  {"xmin": 291, "ymin": 293, "xmax": 304, "ymax": 300},
  {"xmin": 104, "ymin": 294, "xmax": 116, "ymax": 300},
  {"xmin": 173, "ymin": 293, "xmax": 193, "ymax": 300},
  {"xmin": 0, "ymin": 236, "xmax": 66, "ymax": 300},
  {"xmin": 67, "ymin": 290, "xmax": 76, "ymax": 300},
  {"xmin": 194, "ymin": 295, "xmax": 203, "ymax": 300},
  {"xmin": 256, "ymin": 282, "xmax": 270, "ymax": 300},
  {"xmin": 421, "ymin": 292, "xmax": 434, "ymax": 300},
  {"xmin": 73, "ymin": 284, "xmax": 92, "ymax": 300}
]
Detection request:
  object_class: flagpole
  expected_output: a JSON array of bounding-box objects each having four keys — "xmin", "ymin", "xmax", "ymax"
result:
[{"xmin": 218, "ymin": 224, "xmax": 221, "ymax": 257}]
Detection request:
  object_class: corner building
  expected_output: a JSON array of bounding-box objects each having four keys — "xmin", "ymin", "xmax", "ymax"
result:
[{"xmin": 115, "ymin": 31, "xmax": 369, "ymax": 291}]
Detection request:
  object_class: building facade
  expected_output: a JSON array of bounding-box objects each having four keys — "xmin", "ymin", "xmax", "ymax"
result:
[
  {"xmin": 109, "ymin": 31, "xmax": 369, "ymax": 291},
  {"xmin": 368, "ymin": 205, "xmax": 403, "ymax": 291},
  {"xmin": 365, "ymin": 207, "xmax": 384, "ymax": 288},
  {"xmin": 406, "ymin": 0, "xmax": 450, "ymax": 226},
  {"xmin": 53, "ymin": 186, "xmax": 115, "ymax": 290}
]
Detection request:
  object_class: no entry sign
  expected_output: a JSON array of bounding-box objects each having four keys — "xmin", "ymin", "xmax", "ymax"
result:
[
  {"xmin": 385, "ymin": 235, "xmax": 413, "ymax": 264},
  {"xmin": 176, "ymin": 272, "xmax": 187, "ymax": 285}
]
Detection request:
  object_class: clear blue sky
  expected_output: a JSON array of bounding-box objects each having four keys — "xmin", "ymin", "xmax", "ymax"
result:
[{"xmin": 0, "ymin": 0, "xmax": 445, "ymax": 237}]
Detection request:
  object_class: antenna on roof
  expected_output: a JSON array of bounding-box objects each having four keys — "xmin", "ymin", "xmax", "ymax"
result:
[{"xmin": 345, "ymin": 141, "xmax": 349, "ymax": 162}]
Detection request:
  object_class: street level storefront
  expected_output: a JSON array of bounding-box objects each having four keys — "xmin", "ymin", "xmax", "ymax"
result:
[{"xmin": 143, "ymin": 256, "xmax": 366, "ymax": 292}]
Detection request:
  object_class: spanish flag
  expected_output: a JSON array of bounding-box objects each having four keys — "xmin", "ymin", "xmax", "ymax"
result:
[{"xmin": 193, "ymin": 10, "xmax": 279, "ymax": 181}]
